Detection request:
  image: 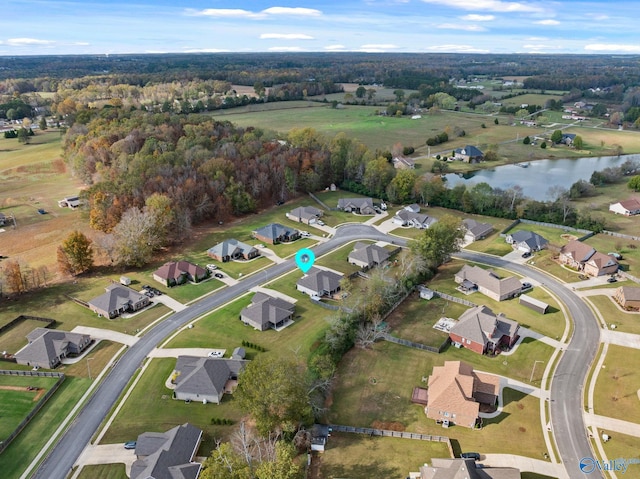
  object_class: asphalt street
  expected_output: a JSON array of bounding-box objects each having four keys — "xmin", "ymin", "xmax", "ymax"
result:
[{"xmin": 33, "ymin": 226, "xmax": 600, "ymax": 479}]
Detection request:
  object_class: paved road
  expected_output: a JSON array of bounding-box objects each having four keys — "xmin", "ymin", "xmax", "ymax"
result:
[
  {"xmin": 32, "ymin": 225, "xmax": 393, "ymax": 479},
  {"xmin": 457, "ymin": 251, "xmax": 602, "ymax": 479}
]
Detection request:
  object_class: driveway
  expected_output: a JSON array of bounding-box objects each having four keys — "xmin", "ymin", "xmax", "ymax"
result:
[
  {"xmin": 151, "ymin": 294, "xmax": 187, "ymax": 312},
  {"xmin": 73, "ymin": 444, "xmax": 136, "ymax": 478},
  {"xmin": 565, "ymin": 275, "xmax": 615, "ymax": 290},
  {"xmin": 583, "ymin": 414, "xmax": 640, "ymax": 438},
  {"xmin": 71, "ymin": 326, "xmax": 138, "ymax": 346},
  {"xmin": 479, "ymin": 454, "xmax": 569, "ymax": 479},
  {"xmin": 147, "ymin": 347, "xmax": 225, "ymax": 358}
]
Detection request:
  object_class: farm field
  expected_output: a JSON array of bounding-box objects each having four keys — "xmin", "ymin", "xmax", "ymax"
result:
[{"xmin": 593, "ymin": 345, "xmax": 640, "ymax": 424}]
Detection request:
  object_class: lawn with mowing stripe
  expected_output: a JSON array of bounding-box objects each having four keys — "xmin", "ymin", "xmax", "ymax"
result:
[
  {"xmin": 0, "ymin": 375, "xmax": 60, "ymax": 440},
  {"xmin": 586, "ymin": 295, "xmax": 640, "ymax": 334},
  {"xmin": 327, "ymin": 341, "xmax": 550, "ymax": 459},
  {"xmin": 77, "ymin": 464, "xmax": 127, "ymax": 479},
  {"xmin": 317, "ymin": 432, "xmax": 451, "ymax": 479},
  {"xmin": 594, "ymin": 345, "xmax": 640, "ymax": 425}
]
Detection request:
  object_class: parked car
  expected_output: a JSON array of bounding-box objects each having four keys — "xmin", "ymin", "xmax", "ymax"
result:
[
  {"xmin": 144, "ymin": 291, "xmax": 154, "ymax": 297},
  {"xmin": 208, "ymin": 351, "xmax": 223, "ymax": 358},
  {"xmin": 300, "ymin": 231, "xmax": 311, "ymax": 237},
  {"xmin": 206, "ymin": 263, "xmax": 218, "ymax": 270},
  {"xmin": 214, "ymin": 273, "xmax": 224, "ymax": 279},
  {"xmin": 124, "ymin": 441, "xmax": 137, "ymax": 450},
  {"xmin": 460, "ymin": 452, "xmax": 481, "ymax": 461},
  {"xmin": 316, "ymin": 220, "xmax": 325, "ymax": 226},
  {"xmin": 37, "ymin": 208, "xmax": 47, "ymax": 215},
  {"xmin": 521, "ymin": 251, "xmax": 531, "ymax": 258},
  {"xmin": 607, "ymin": 276, "xmax": 617, "ymax": 283},
  {"xmin": 521, "ymin": 282, "xmax": 532, "ymax": 290},
  {"xmin": 608, "ymin": 252, "xmax": 623, "ymax": 260},
  {"xmin": 578, "ymin": 274, "xmax": 589, "ymax": 280}
]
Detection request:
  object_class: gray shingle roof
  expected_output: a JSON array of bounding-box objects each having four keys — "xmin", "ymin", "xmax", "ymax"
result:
[
  {"xmin": 455, "ymin": 265, "xmax": 522, "ymax": 299},
  {"xmin": 509, "ymin": 230, "xmax": 548, "ymax": 250},
  {"xmin": 348, "ymin": 242, "xmax": 390, "ymax": 266},
  {"xmin": 174, "ymin": 356, "xmax": 248, "ymax": 398},
  {"xmin": 240, "ymin": 292, "xmax": 295, "ymax": 329},
  {"xmin": 288, "ymin": 206, "xmax": 322, "ymax": 221},
  {"xmin": 420, "ymin": 458, "xmax": 521, "ymax": 479},
  {"xmin": 463, "ymin": 219, "xmax": 494, "ymax": 239},
  {"xmin": 88, "ymin": 284, "xmax": 147, "ymax": 315},
  {"xmin": 337, "ymin": 197, "xmax": 373, "ymax": 210},
  {"xmin": 207, "ymin": 238, "xmax": 257, "ymax": 258},
  {"xmin": 297, "ymin": 267, "xmax": 343, "ymax": 295},
  {"xmin": 451, "ymin": 305, "xmax": 519, "ymax": 347},
  {"xmin": 254, "ymin": 223, "xmax": 297, "ymax": 241},
  {"xmin": 15, "ymin": 328, "xmax": 90, "ymax": 367}
]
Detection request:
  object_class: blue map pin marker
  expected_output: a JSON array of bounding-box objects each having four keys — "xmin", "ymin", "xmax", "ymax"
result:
[{"xmin": 295, "ymin": 248, "xmax": 315, "ymax": 274}]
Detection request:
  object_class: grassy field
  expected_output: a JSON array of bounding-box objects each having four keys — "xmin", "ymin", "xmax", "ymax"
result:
[
  {"xmin": 0, "ymin": 375, "xmax": 61, "ymax": 440},
  {"xmin": 427, "ymin": 260, "xmax": 567, "ymax": 340},
  {"xmin": 594, "ymin": 345, "xmax": 640, "ymax": 424},
  {"xmin": 500, "ymin": 93, "xmax": 564, "ymax": 107},
  {"xmin": 599, "ymin": 430, "xmax": 640, "ymax": 466},
  {"xmin": 587, "ymin": 295, "xmax": 640, "ymax": 334},
  {"xmin": 316, "ymin": 432, "xmax": 450, "ymax": 479},
  {"xmin": 326, "ymin": 341, "xmax": 550, "ymax": 459},
  {"xmin": 0, "ymin": 377, "xmax": 90, "ymax": 479},
  {"xmin": 77, "ymin": 464, "xmax": 127, "ymax": 479},
  {"xmin": 316, "ymin": 241, "xmax": 370, "ymax": 276}
]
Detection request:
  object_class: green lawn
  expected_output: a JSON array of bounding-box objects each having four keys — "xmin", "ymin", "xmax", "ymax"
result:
[
  {"xmin": 594, "ymin": 345, "xmax": 640, "ymax": 425},
  {"xmin": 316, "ymin": 241, "xmax": 371, "ymax": 276},
  {"xmin": 0, "ymin": 375, "xmax": 60, "ymax": 440},
  {"xmin": 317, "ymin": 432, "xmax": 451, "ymax": 479},
  {"xmin": 528, "ymin": 250, "xmax": 577, "ymax": 283},
  {"xmin": 327, "ymin": 341, "xmax": 550, "ymax": 459},
  {"xmin": 504, "ymin": 224, "xmax": 574, "ymax": 248},
  {"xmin": 0, "ymin": 377, "xmax": 90, "ymax": 479},
  {"xmin": 0, "ymin": 130, "xmax": 63, "ymax": 172},
  {"xmin": 599, "ymin": 431, "xmax": 640, "ymax": 467},
  {"xmin": 77, "ymin": 464, "xmax": 127, "ymax": 479},
  {"xmin": 427, "ymin": 260, "xmax": 567, "ymax": 340},
  {"xmin": 584, "ymin": 234, "xmax": 640, "ymax": 277},
  {"xmin": 587, "ymin": 295, "xmax": 640, "ymax": 334},
  {"xmin": 0, "ymin": 317, "xmax": 55, "ymax": 353}
]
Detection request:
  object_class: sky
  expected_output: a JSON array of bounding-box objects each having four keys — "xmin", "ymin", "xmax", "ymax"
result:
[{"xmin": 1, "ymin": 0, "xmax": 640, "ymax": 56}]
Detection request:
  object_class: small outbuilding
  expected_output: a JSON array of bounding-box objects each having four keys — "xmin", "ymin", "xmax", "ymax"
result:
[{"xmin": 519, "ymin": 294, "xmax": 549, "ymax": 314}]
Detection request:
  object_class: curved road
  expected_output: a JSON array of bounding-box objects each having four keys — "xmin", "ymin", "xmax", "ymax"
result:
[{"xmin": 34, "ymin": 225, "xmax": 600, "ymax": 479}]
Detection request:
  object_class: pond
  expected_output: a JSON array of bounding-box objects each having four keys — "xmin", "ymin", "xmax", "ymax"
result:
[{"xmin": 442, "ymin": 154, "xmax": 639, "ymax": 201}]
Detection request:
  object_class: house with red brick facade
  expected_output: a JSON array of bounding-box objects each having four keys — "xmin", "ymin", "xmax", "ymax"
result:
[{"xmin": 449, "ymin": 305, "xmax": 520, "ymax": 355}]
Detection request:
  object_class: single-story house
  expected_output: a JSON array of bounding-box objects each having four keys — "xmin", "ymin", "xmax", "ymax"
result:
[
  {"xmin": 57, "ymin": 195, "xmax": 82, "ymax": 209},
  {"xmin": 0, "ymin": 212, "xmax": 7, "ymax": 225},
  {"xmin": 15, "ymin": 327, "xmax": 91, "ymax": 369},
  {"xmin": 449, "ymin": 305, "xmax": 520, "ymax": 355},
  {"xmin": 404, "ymin": 203, "xmax": 421, "ymax": 214},
  {"xmin": 392, "ymin": 210, "xmax": 437, "ymax": 229},
  {"xmin": 561, "ymin": 133, "xmax": 576, "ymax": 145},
  {"xmin": 392, "ymin": 156, "xmax": 415, "ymax": 169},
  {"xmin": 455, "ymin": 264, "xmax": 522, "ymax": 302},
  {"xmin": 286, "ymin": 206, "xmax": 323, "ymax": 224},
  {"xmin": 310, "ymin": 424, "xmax": 331, "ymax": 452},
  {"xmin": 131, "ymin": 423, "xmax": 202, "ymax": 479},
  {"xmin": 414, "ymin": 458, "xmax": 521, "ymax": 479},
  {"xmin": 296, "ymin": 267, "xmax": 343, "ymax": 298},
  {"xmin": 505, "ymin": 230, "xmax": 548, "ymax": 253},
  {"xmin": 609, "ymin": 198, "xmax": 640, "ymax": 216},
  {"xmin": 614, "ymin": 286, "xmax": 640, "ymax": 310},
  {"xmin": 462, "ymin": 219, "xmax": 494, "ymax": 242},
  {"xmin": 519, "ymin": 294, "xmax": 549, "ymax": 314},
  {"xmin": 454, "ymin": 145, "xmax": 484, "ymax": 163},
  {"xmin": 240, "ymin": 292, "xmax": 295, "ymax": 331},
  {"xmin": 207, "ymin": 239, "xmax": 259, "ymax": 262},
  {"xmin": 173, "ymin": 356, "xmax": 249, "ymax": 404},
  {"xmin": 347, "ymin": 242, "xmax": 390, "ymax": 269},
  {"xmin": 424, "ymin": 361, "xmax": 500, "ymax": 428},
  {"xmin": 88, "ymin": 284, "xmax": 150, "ymax": 319},
  {"xmin": 153, "ymin": 261, "xmax": 208, "ymax": 287},
  {"xmin": 253, "ymin": 223, "xmax": 300, "ymax": 245},
  {"xmin": 337, "ymin": 197, "xmax": 375, "ymax": 215},
  {"xmin": 559, "ymin": 240, "xmax": 618, "ymax": 277}
]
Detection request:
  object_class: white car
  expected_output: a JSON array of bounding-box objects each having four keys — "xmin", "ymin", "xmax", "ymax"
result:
[
  {"xmin": 316, "ymin": 220, "xmax": 325, "ymax": 226},
  {"xmin": 206, "ymin": 264, "xmax": 218, "ymax": 270},
  {"xmin": 208, "ymin": 351, "xmax": 223, "ymax": 358},
  {"xmin": 300, "ymin": 231, "xmax": 311, "ymax": 237}
]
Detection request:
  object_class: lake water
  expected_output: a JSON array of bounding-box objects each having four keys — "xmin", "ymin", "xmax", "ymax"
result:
[{"xmin": 442, "ymin": 154, "xmax": 639, "ymax": 201}]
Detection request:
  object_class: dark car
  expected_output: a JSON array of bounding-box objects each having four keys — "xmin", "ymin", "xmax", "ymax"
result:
[
  {"xmin": 460, "ymin": 452, "xmax": 481, "ymax": 460},
  {"xmin": 521, "ymin": 251, "xmax": 531, "ymax": 258},
  {"xmin": 37, "ymin": 208, "xmax": 47, "ymax": 215},
  {"xmin": 214, "ymin": 273, "xmax": 224, "ymax": 279},
  {"xmin": 607, "ymin": 277, "xmax": 617, "ymax": 283},
  {"xmin": 124, "ymin": 441, "xmax": 136, "ymax": 450}
]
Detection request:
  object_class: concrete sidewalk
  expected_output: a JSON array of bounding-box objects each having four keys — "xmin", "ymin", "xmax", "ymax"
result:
[
  {"xmin": 479, "ymin": 454, "xmax": 568, "ymax": 479},
  {"xmin": 71, "ymin": 326, "xmax": 138, "ymax": 346},
  {"xmin": 584, "ymin": 413, "xmax": 640, "ymax": 438},
  {"xmin": 501, "ymin": 327, "xmax": 561, "ymax": 357},
  {"xmin": 479, "ymin": 373, "xmax": 542, "ymax": 419}
]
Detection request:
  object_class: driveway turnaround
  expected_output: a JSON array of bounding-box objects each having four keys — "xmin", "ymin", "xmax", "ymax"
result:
[
  {"xmin": 71, "ymin": 326, "xmax": 139, "ymax": 346},
  {"xmin": 599, "ymin": 330, "xmax": 640, "ymax": 348},
  {"xmin": 73, "ymin": 444, "xmax": 136, "ymax": 478},
  {"xmin": 152, "ymin": 295, "xmax": 187, "ymax": 312}
]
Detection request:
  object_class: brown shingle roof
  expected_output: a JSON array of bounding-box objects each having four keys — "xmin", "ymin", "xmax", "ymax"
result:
[
  {"xmin": 560, "ymin": 240, "xmax": 596, "ymax": 263},
  {"xmin": 618, "ymin": 198, "xmax": 640, "ymax": 211}
]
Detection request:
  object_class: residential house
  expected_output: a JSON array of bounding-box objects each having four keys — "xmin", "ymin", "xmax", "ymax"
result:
[
  {"xmin": 404, "ymin": 203, "xmax": 421, "ymax": 213},
  {"xmin": 131, "ymin": 423, "xmax": 202, "ymax": 479},
  {"xmin": 337, "ymin": 197, "xmax": 375, "ymax": 215},
  {"xmin": 296, "ymin": 267, "xmax": 343, "ymax": 298},
  {"xmin": 462, "ymin": 219, "xmax": 493, "ymax": 242},
  {"xmin": 15, "ymin": 327, "xmax": 91, "ymax": 369},
  {"xmin": 454, "ymin": 145, "xmax": 484, "ymax": 163},
  {"xmin": 253, "ymin": 223, "xmax": 300, "ymax": 245},
  {"xmin": 561, "ymin": 133, "xmax": 576, "ymax": 145},
  {"xmin": 286, "ymin": 206, "xmax": 323, "ymax": 224},
  {"xmin": 559, "ymin": 240, "xmax": 618, "ymax": 276},
  {"xmin": 207, "ymin": 239, "xmax": 259, "ymax": 262},
  {"xmin": 392, "ymin": 156, "xmax": 415, "ymax": 169},
  {"xmin": 153, "ymin": 261, "xmax": 208, "ymax": 287},
  {"xmin": 310, "ymin": 424, "xmax": 331, "ymax": 452},
  {"xmin": 88, "ymin": 284, "xmax": 150, "ymax": 319},
  {"xmin": 57, "ymin": 195, "xmax": 82, "ymax": 209},
  {"xmin": 505, "ymin": 230, "xmax": 548, "ymax": 253},
  {"xmin": 614, "ymin": 286, "xmax": 640, "ymax": 310},
  {"xmin": 609, "ymin": 198, "xmax": 640, "ymax": 216},
  {"xmin": 173, "ymin": 356, "xmax": 249, "ymax": 404},
  {"xmin": 455, "ymin": 264, "xmax": 522, "ymax": 301},
  {"xmin": 240, "ymin": 292, "xmax": 295, "ymax": 331},
  {"xmin": 0, "ymin": 212, "xmax": 7, "ymax": 225},
  {"xmin": 424, "ymin": 361, "xmax": 500, "ymax": 428},
  {"xmin": 347, "ymin": 242, "xmax": 390, "ymax": 269},
  {"xmin": 392, "ymin": 210, "xmax": 437, "ymax": 229},
  {"xmin": 449, "ymin": 305, "xmax": 520, "ymax": 355},
  {"xmin": 414, "ymin": 458, "xmax": 521, "ymax": 479}
]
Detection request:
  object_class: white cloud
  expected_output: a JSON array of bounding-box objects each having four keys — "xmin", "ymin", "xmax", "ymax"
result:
[
  {"xmin": 7, "ymin": 38, "xmax": 54, "ymax": 46},
  {"xmin": 421, "ymin": 0, "xmax": 544, "ymax": 13},
  {"xmin": 360, "ymin": 43, "xmax": 398, "ymax": 49},
  {"xmin": 438, "ymin": 23, "xmax": 485, "ymax": 31},
  {"xmin": 187, "ymin": 8, "xmax": 256, "ymax": 18},
  {"xmin": 268, "ymin": 46, "xmax": 306, "ymax": 52},
  {"xmin": 523, "ymin": 43, "xmax": 562, "ymax": 51},
  {"xmin": 261, "ymin": 7, "xmax": 322, "ymax": 16},
  {"xmin": 585, "ymin": 44, "xmax": 640, "ymax": 53},
  {"xmin": 461, "ymin": 14, "xmax": 495, "ymax": 21},
  {"xmin": 534, "ymin": 19, "xmax": 560, "ymax": 25},
  {"xmin": 425, "ymin": 44, "xmax": 490, "ymax": 53},
  {"xmin": 260, "ymin": 33, "xmax": 314, "ymax": 40},
  {"xmin": 324, "ymin": 44, "xmax": 347, "ymax": 51},
  {"xmin": 183, "ymin": 48, "xmax": 231, "ymax": 53}
]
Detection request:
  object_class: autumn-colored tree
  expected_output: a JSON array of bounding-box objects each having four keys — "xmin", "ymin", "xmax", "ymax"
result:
[
  {"xmin": 58, "ymin": 231, "xmax": 94, "ymax": 276},
  {"xmin": 3, "ymin": 260, "xmax": 26, "ymax": 294},
  {"xmin": 410, "ymin": 215, "xmax": 464, "ymax": 272}
]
